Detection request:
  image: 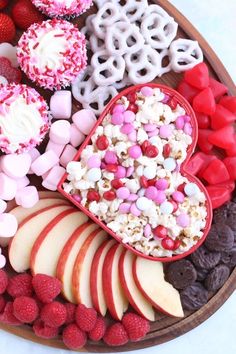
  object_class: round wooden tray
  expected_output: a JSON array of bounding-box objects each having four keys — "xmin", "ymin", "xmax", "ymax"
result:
[{"xmin": 1, "ymin": 0, "xmax": 236, "ymax": 352}]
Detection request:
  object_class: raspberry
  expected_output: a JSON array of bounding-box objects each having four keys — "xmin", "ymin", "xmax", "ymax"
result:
[
  {"xmin": 0, "ymin": 295, "xmax": 6, "ymax": 313},
  {"xmin": 13, "ymin": 296, "xmax": 39, "ymax": 323},
  {"xmin": 32, "ymin": 274, "xmax": 62, "ymax": 303},
  {"xmin": 122, "ymin": 313, "xmax": 150, "ymax": 341},
  {"xmin": 41, "ymin": 301, "xmax": 66, "ymax": 328},
  {"xmin": 33, "ymin": 319, "xmax": 58, "ymax": 339},
  {"xmin": 64, "ymin": 303, "xmax": 76, "ymax": 325},
  {"xmin": 63, "ymin": 324, "xmax": 87, "ymax": 350},
  {"xmin": 7, "ymin": 273, "xmax": 33, "ymax": 298},
  {"xmin": 0, "ymin": 269, "xmax": 8, "ymax": 294},
  {"xmin": 103, "ymin": 323, "xmax": 128, "ymax": 346},
  {"xmin": 0, "ymin": 57, "xmax": 22, "ymax": 84},
  {"xmin": 88, "ymin": 316, "xmax": 106, "ymax": 341},
  {"xmin": 0, "ymin": 302, "xmax": 22, "ymax": 325},
  {"xmin": 75, "ymin": 304, "xmax": 97, "ymax": 332}
]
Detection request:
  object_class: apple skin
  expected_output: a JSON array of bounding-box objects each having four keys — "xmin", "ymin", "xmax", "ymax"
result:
[
  {"xmin": 90, "ymin": 239, "xmax": 116, "ymax": 316},
  {"xmin": 132, "ymin": 258, "xmax": 184, "ymax": 318},
  {"xmin": 119, "ymin": 250, "xmax": 155, "ymax": 321},
  {"xmin": 30, "ymin": 208, "xmax": 76, "ymax": 275}
]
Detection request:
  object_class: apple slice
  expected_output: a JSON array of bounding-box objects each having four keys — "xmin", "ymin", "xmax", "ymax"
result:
[
  {"xmin": 8, "ymin": 204, "xmax": 72, "ymax": 272},
  {"xmin": 102, "ymin": 244, "xmax": 129, "ymax": 320},
  {"xmin": 30, "ymin": 209, "xmax": 88, "ymax": 276},
  {"xmin": 133, "ymin": 258, "xmax": 184, "ymax": 318},
  {"xmin": 57, "ymin": 222, "xmax": 99, "ymax": 303},
  {"xmin": 90, "ymin": 239, "xmax": 116, "ymax": 316},
  {"xmin": 10, "ymin": 198, "xmax": 70, "ymax": 224},
  {"xmin": 72, "ymin": 229, "xmax": 108, "ymax": 308},
  {"xmin": 119, "ymin": 250, "xmax": 155, "ymax": 321}
]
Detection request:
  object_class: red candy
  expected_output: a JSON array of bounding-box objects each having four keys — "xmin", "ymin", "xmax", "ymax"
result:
[
  {"xmin": 87, "ymin": 190, "xmax": 100, "ymax": 202},
  {"xmin": 103, "ymin": 190, "xmax": 116, "ymax": 201},
  {"xmin": 169, "ymin": 199, "xmax": 178, "ymax": 213},
  {"xmin": 96, "ymin": 135, "xmax": 109, "ymax": 151},
  {"xmin": 195, "ymin": 112, "xmax": 210, "ymax": 129},
  {"xmin": 219, "ymin": 96, "xmax": 236, "ymax": 114},
  {"xmin": 208, "ymin": 125, "xmax": 235, "ymax": 150},
  {"xmin": 202, "ymin": 159, "xmax": 230, "ymax": 185},
  {"xmin": 206, "ymin": 185, "xmax": 231, "ymax": 209},
  {"xmin": 145, "ymin": 145, "xmax": 159, "ymax": 158},
  {"xmin": 193, "ymin": 87, "xmax": 216, "ymax": 115},
  {"xmin": 126, "ymin": 92, "xmax": 137, "ymax": 103},
  {"xmin": 153, "ymin": 225, "xmax": 167, "ymax": 239},
  {"xmin": 147, "ymin": 178, "xmax": 156, "ymax": 187},
  {"xmin": 111, "ymin": 179, "xmax": 124, "ymax": 189},
  {"xmin": 128, "ymin": 103, "xmax": 138, "ymax": 113},
  {"xmin": 161, "ymin": 237, "xmax": 175, "ymax": 250},
  {"xmin": 211, "ymin": 104, "xmax": 236, "ymax": 130},
  {"xmin": 177, "ymin": 81, "xmax": 200, "ymax": 103},
  {"xmin": 140, "ymin": 176, "xmax": 149, "ymax": 188},
  {"xmin": 168, "ymin": 97, "xmax": 177, "ymax": 110},
  {"xmin": 223, "ymin": 157, "xmax": 236, "ymax": 180},
  {"xmin": 184, "ymin": 62, "xmax": 209, "ymax": 90},
  {"xmin": 225, "ymin": 135, "xmax": 236, "ymax": 156},
  {"xmin": 209, "ymin": 78, "xmax": 228, "ymax": 100},
  {"xmin": 163, "ymin": 144, "xmax": 171, "ymax": 158},
  {"xmin": 141, "ymin": 140, "xmax": 151, "ymax": 154},
  {"xmin": 198, "ymin": 129, "xmax": 213, "ymax": 154},
  {"xmin": 105, "ymin": 164, "xmax": 118, "ymax": 173}
]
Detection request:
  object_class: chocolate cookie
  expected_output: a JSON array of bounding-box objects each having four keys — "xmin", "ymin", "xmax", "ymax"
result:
[
  {"xmin": 205, "ymin": 224, "xmax": 234, "ymax": 252},
  {"xmin": 180, "ymin": 282, "xmax": 208, "ymax": 311},
  {"xmin": 221, "ymin": 244, "xmax": 236, "ymax": 268},
  {"xmin": 166, "ymin": 260, "xmax": 197, "ymax": 289},
  {"xmin": 196, "ymin": 267, "xmax": 209, "ymax": 281},
  {"xmin": 204, "ymin": 264, "xmax": 230, "ymax": 292},
  {"xmin": 191, "ymin": 245, "xmax": 221, "ymax": 270},
  {"xmin": 213, "ymin": 202, "xmax": 236, "ymax": 233}
]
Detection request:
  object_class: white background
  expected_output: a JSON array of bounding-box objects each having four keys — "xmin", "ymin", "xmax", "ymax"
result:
[{"xmin": 1, "ymin": 0, "xmax": 236, "ymax": 353}]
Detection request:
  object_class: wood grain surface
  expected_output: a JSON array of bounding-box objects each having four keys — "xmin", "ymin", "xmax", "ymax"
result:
[{"xmin": 1, "ymin": 0, "xmax": 236, "ymax": 352}]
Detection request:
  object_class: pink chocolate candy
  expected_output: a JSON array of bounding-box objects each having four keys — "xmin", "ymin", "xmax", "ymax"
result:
[
  {"xmin": 0, "ymin": 173, "xmax": 17, "ymax": 201},
  {"xmin": 15, "ymin": 186, "xmax": 39, "ymax": 208},
  {"xmin": 42, "ymin": 165, "xmax": 66, "ymax": 191},
  {"xmin": 31, "ymin": 150, "xmax": 59, "ymax": 176},
  {"xmin": 70, "ymin": 124, "xmax": 85, "ymax": 147},
  {"xmin": 0, "ymin": 153, "xmax": 31, "ymax": 178},
  {"xmin": 60, "ymin": 144, "xmax": 77, "ymax": 168},
  {"xmin": 49, "ymin": 120, "xmax": 71, "ymax": 145},
  {"xmin": 16, "ymin": 176, "xmax": 30, "ymax": 190},
  {"xmin": 72, "ymin": 109, "xmax": 96, "ymax": 135},
  {"xmin": 0, "ymin": 213, "xmax": 18, "ymax": 237},
  {"xmin": 50, "ymin": 90, "xmax": 72, "ymax": 119},
  {"xmin": 46, "ymin": 140, "xmax": 65, "ymax": 157},
  {"xmin": 0, "ymin": 199, "xmax": 7, "ymax": 214}
]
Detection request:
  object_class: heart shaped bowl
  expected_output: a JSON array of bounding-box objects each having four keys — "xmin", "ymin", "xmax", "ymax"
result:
[{"xmin": 58, "ymin": 83, "xmax": 213, "ymax": 262}]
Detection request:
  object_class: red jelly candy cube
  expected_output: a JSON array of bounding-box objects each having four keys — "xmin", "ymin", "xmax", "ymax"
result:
[
  {"xmin": 202, "ymin": 159, "xmax": 230, "ymax": 184},
  {"xmin": 184, "ymin": 62, "xmax": 209, "ymax": 90},
  {"xmin": 197, "ymin": 129, "xmax": 213, "ymax": 154},
  {"xmin": 223, "ymin": 157, "xmax": 236, "ymax": 180},
  {"xmin": 177, "ymin": 80, "xmax": 200, "ymax": 103},
  {"xmin": 219, "ymin": 96, "xmax": 236, "ymax": 114},
  {"xmin": 209, "ymin": 77, "xmax": 228, "ymax": 100},
  {"xmin": 193, "ymin": 87, "xmax": 216, "ymax": 115},
  {"xmin": 208, "ymin": 125, "xmax": 235, "ymax": 150},
  {"xmin": 206, "ymin": 185, "xmax": 231, "ymax": 209},
  {"xmin": 195, "ymin": 112, "xmax": 210, "ymax": 129},
  {"xmin": 225, "ymin": 135, "xmax": 236, "ymax": 156},
  {"xmin": 211, "ymin": 104, "xmax": 236, "ymax": 130}
]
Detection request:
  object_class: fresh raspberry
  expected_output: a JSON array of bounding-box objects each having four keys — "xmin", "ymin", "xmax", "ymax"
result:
[
  {"xmin": 0, "ymin": 57, "xmax": 22, "ymax": 84},
  {"xmin": 33, "ymin": 319, "xmax": 59, "ymax": 339},
  {"xmin": 62, "ymin": 324, "xmax": 87, "ymax": 350},
  {"xmin": 11, "ymin": 0, "xmax": 45, "ymax": 30},
  {"xmin": 32, "ymin": 274, "xmax": 62, "ymax": 303},
  {"xmin": 64, "ymin": 303, "xmax": 76, "ymax": 325},
  {"xmin": 41, "ymin": 301, "xmax": 66, "ymax": 328},
  {"xmin": 75, "ymin": 304, "xmax": 97, "ymax": 332},
  {"xmin": 0, "ymin": 269, "xmax": 8, "ymax": 294},
  {"xmin": 103, "ymin": 323, "xmax": 128, "ymax": 346},
  {"xmin": 122, "ymin": 313, "xmax": 150, "ymax": 341},
  {"xmin": 88, "ymin": 316, "xmax": 106, "ymax": 341},
  {"xmin": 13, "ymin": 296, "xmax": 39, "ymax": 323},
  {"xmin": 0, "ymin": 302, "xmax": 22, "ymax": 325},
  {"xmin": 0, "ymin": 0, "xmax": 8, "ymax": 10},
  {"xmin": 0, "ymin": 13, "xmax": 16, "ymax": 43},
  {"xmin": 7, "ymin": 273, "xmax": 33, "ymax": 298},
  {"xmin": 0, "ymin": 295, "xmax": 6, "ymax": 313}
]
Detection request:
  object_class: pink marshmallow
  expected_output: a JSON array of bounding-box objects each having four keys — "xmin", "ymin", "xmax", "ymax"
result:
[
  {"xmin": 60, "ymin": 144, "xmax": 77, "ymax": 168},
  {"xmin": 72, "ymin": 109, "xmax": 96, "ymax": 135},
  {"xmin": 0, "ymin": 199, "xmax": 7, "ymax": 214},
  {"xmin": 16, "ymin": 176, "xmax": 30, "ymax": 190},
  {"xmin": 42, "ymin": 165, "xmax": 66, "ymax": 191},
  {"xmin": 0, "ymin": 153, "xmax": 31, "ymax": 179},
  {"xmin": 15, "ymin": 186, "xmax": 39, "ymax": 208},
  {"xmin": 31, "ymin": 150, "xmax": 59, "ymax": 176},
  {"xmin": 49, "ymin": 120, "xmax": 71, "ymax": 145},
  {"xmin": 50, "ymin": 90, "xmax": 72, "ymax": 119},
  {"xmin": 28, "ymin": 148, "xmax": 41, "ymax": 174},
  {"xmin": 46, "ymin": 140, "xmax": 65, "ymax": 157},
  {"xmin": 0, "ymin": 173, "xmax": 17, "ymax": 201},
  {"xmin": 0, "ymin": 213, "xmax": 18, "ymax": 237},
  {"xmin": 70, "ymin": 124, "xmax": 85, "ymax": 147}
]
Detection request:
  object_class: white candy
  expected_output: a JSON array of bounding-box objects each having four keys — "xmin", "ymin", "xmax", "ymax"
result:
[
  {"xmin": 136, "ymin": 197, "xmax": 152, "ymax": 211},
  {"xmin": 143, "ymin": 166, "xmax": 156, "ymax": 179},
  {"xmin": 163, "ymin": 158, "xmax": 176, "ymax": 171},
  {"xmin": 86, "ymin": 168, "xmax": 102, "ymax": 182},
  {"xmin": 184, "ymin": 183, "xmax": 199, "ymax": 197},
  {"xmin": 0, "ymin": 199, "xmax": 7, "ymax": 214},
  {"xmin": 160, "ymin": 201, "xmax": 174, "ymax": 214}
]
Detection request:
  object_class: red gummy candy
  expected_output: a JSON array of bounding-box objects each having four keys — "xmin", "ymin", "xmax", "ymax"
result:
[{"xmin": 184, "ymin": 62, "xmax": 209, "ymax": 90}]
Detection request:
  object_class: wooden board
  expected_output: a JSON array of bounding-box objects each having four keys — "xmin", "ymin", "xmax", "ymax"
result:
[{"xmin": 1, "ymin": 0, "xmax": 236, "ymax": 352}]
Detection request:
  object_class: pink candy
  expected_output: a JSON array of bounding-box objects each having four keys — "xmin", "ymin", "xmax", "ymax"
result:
[
  {"xmin": 154, "ymin": 191, "xmax": 166, "ymax": 204},
  {"xmin": 60, "ymin": 144, "xmax": 77, "ymax": 168},
  {"xmin": 144, "ymin": 123, "xmax": 157, "ymax": 132},
  {"xmin": 46, "ymin": 140, "xmax": 65, "ymax": 157},
  {"xmin": 172, "ymin": 191, "xmax": 185, "ymax": 203},
  {"xmin": 130, "ymin": 203, "xmax": 141, "ymax": 217},
  {"xmin": 87, "ymin": 155, "xmax": 101, "ymax": 169},
  {"xmin": 175, "ymin": 116, "xmax": 185, "ymax": 130},
  {"xmin": 128, "ymin": 130, "xmax": 137, "ymax": 142},
  {"xmin": 116, "ymin": 187, "xmax": 130, "ymax": 200},
  {"xmin": 144, "ymin": 223, "xmax": 151, "ymax": 238},
  {"xmin": 126, "ymin": 166, "xmax": 134, "ymax": 177},
  {"xmin": 156, "ymin": 178, "xmax": 168, "ymax": 190},
  {"xmin": 0, "ymin": 153, "xmax": 31, "ymax": 179},
  {"xmin": 119, "ymin": 203, "xmax": 131, "ymax": 214},
  {"xmin": 121, "ymin": 123, "xmax": 134, "ymax": 135},
  {"xmin": 113, "ymin": 104, "xmax": 125, "ymax": 114},
  {"xmin": 176, "ymin": 213, "xmax": 190, "ymax": 228},
  {"xmin": 70, "ymin": 124, "xmax": 85, "ymax": 148},
  {"xmin": 0, "ymin": 213, "xmax": 18, "ymax": 237},
  {"xmin": 15, "ymin": 186, "xmax": 39, "ymax": 208},
  {"xmin": 145, "ymin": 186, "xmax": 158, "ymax": 200},
  {"xmin": 140, "ymin": 86, "xmax": 153, "ymax": 97},
  {"xmin": 42, "ymin": 165, "xmax": 66, "ymax": 191},
  {"xmin": 115, "ymin": 166, "xmax": 126, "ymax": 179},
  {"xmin": 159, "ymin": 125, "xmax": 172, "ymax": 139},
  {"xmin": 104, "ymin": 151, "xmax": 117, "ymax": 164},
  {"xmin": 31, "ymin": 150, "xmax": 59, "ymax": 176},
  {"xmin": 0, "ymin": 173, "xmax": 17, "ymax": 201},
  {"xmin": 72, "ymin": 109, "xmax": 96, "ymax": 135},
  {"xmin": 111, "ymin": 112, "xmax": 124, "ymax": 125},
  {"xmin": 123, "ymin": 110, "xmax": 135, "ymax": 123},
  {"xmin": 184, "ymin": 122, "xmax": 193, "ymax": 135},
  {"xmin": 50, "ymin": 120, "xmax": 71, "ymax": 145},
  {"xmin": 128, "ymin": 145, "xmax": 142, "ymax": 159},
  {"xmin": 50, "ymin": 90, "xmax": 72, "ymax": 119}
]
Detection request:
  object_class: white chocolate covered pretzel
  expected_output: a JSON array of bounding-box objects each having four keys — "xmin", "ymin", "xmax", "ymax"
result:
[
  {"xmin": 83, "ymin": 86, "xmax": 118, "ymax": 116},
  {"xmin": 122, "ymin": 0, "xmax": 148, "ymax": 23}
]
